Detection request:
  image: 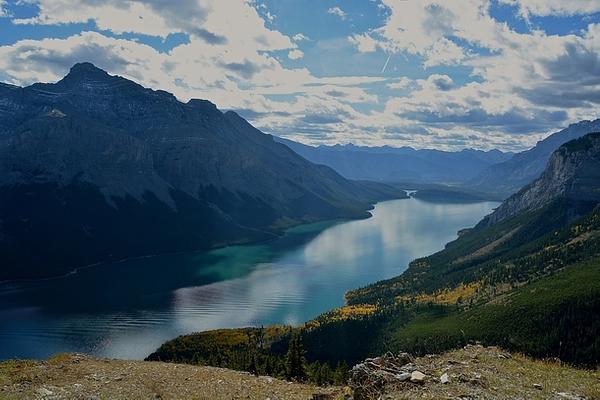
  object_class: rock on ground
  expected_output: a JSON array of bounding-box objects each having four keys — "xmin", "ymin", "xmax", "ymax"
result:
[{"xmin": 349, "ymin": 345, "xmax": 600, "ymax": 400}]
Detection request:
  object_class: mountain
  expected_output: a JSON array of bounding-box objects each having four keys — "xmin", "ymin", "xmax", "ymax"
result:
[
  {"xmin": 275, "ymin": 137, "xmax": 513, "ymax": 185},
  {"xmin": 480, "ymin": 132, "xmax": 600, "ymax": 226},
  {"xmin": 467, "ymin": 119, "xmax": 600, "ymax": 198},
  {"xmin": 0, "ymin": 63, "xmax": 402, "ymax": 281},
  {"xmin": 153, "ymin": 133, "xmax": 600, "ymax": 371}
]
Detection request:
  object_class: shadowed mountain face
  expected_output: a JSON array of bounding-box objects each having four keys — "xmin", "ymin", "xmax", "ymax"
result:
[
  {"xmin": 275, "ymin": 137, "xmax": 513, "ymax": 185},
  {"xmin": 0, "ymin": 63, "xmax": 402, "ymax": 280},
  {"xmin": 467, "ymin": 119, "xmax": 600, "ymax": 198}
]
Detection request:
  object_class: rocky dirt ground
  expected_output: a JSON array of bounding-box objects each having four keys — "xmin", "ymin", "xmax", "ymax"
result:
[
  {"xmin": 0, "ymin": 346, "xmax": 598, "ymax": 400},
  {"xmin": 350, "ymin": 345, "xmax": 600, "ymax": 400},
  {"xmin": 0, "ymin": 353, "xmax": 341, "ymax": 400}
]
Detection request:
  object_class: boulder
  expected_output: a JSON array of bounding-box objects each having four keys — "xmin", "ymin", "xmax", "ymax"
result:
[
  {"xmin": 349, "ymin": 352, "xmax": 416, "ymax": 400},
  {"xmin": 440, "ymin": 372, "xmax": 449, "ymax": 384},
  {"xmin": 410, "ymin": 371, "xmax": 426, "ymax": 383}
]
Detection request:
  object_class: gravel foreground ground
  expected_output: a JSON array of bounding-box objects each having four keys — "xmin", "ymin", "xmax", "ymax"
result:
[
  {"xmin": 0, "ymin": 354, "xmax": 341, "ymax": 400},
  {"xmin": 0, "ymin": 346, "xmax": 599, "ymax": 399}
]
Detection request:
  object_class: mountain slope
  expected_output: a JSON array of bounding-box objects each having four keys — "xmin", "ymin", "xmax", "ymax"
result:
[
  {"xmin": 467, "ymin": 119, "xmax": 600, "ymax": 197},
  {"xmin": 275, "ymin": 137, "xmax": 513, "ymax": 185},
  {"xmin": 480, "ymin": 132, "xmax": 600, "ymax": 226},
  {"xmin": 0, "ymin": 63, "xmax": 403, "ymax": 280},
  {"xmin": 153, "ymin": 133, "xmax": 600, "ymax": 370}
]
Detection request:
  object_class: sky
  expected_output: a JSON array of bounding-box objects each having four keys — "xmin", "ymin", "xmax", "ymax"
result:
[{"xmin": 0, "ymin": 1, "xmax": 598, "ymax": 151}]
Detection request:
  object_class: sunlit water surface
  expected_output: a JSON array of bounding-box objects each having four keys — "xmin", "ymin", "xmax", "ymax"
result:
[{"xmin": 0, "ymin": 197, "xmax": 498, "ymax": 359}]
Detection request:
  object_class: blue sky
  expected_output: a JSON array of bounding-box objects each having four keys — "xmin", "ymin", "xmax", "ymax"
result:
[{"xmin": 0, "ymin": 0, "xmax": 598, "ymax": 151}]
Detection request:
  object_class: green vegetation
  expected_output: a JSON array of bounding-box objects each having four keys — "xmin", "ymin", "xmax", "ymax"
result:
[
  {"xmin": 149, "ymin": 198, "xmax": 600, "ymax": 376},
  {"xmin": 149, "ymin": 136, "xmax": 600, "ymax": 378},
  {"xmin": 284, "ymin": 332, "xmax": 306, "ymax": 381},
  {"xmin": 147, "ymin": 326, "xmax": 350, "ymax": 386},
  {"xmin": 560, "ymin": 131, "xmax": 600, "ymax": 154}
]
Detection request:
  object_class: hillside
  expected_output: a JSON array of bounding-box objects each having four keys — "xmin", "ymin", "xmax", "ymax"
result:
[
  {"xmin": 0, "ymin": 63, "xmax": 403, "ymax": 281},
  {"xmin": 2, "ymin": 348, "xmax": 598, "ymax": 400},
  {"xmin": 467, "ymin": 119, "xmax": 600, "ymax": 198},
  {"xmin": 480, "ymin": 132, "xmax": 600, "ymax": 226},
  {"xmin": 275, "ymin": 137, "xmax": 513, "ymax": 185},
  {"xmin": 149, "ymin": 133, "xmax": 600, "ymax": 376}
]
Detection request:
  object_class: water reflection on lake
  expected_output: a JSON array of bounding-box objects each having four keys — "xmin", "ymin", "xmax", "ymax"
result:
[{"xmin": 0, "ymin": 197, "xmax": 498, "ymax": 360}]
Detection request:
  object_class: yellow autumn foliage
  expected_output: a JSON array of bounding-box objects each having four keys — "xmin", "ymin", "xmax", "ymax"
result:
[
  {"xmin": 396, "ymin": 281, "xmax": 482, "ymax": 305},
  {"xmin": 304, "ymin": 304, "xmax": 378, "ymax": 330}
]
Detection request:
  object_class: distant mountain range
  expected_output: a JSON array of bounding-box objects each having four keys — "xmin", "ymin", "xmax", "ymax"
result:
[
  {"xmin": 275, "ymin": 137, "xmax": 513, "ymax": 185},
  {"xmin": 277, "ymin": 118, "xmax": 600, "ymax": 201},
  {"xmin": 467, "ymin": 119, "xmax": 600, "ymax": 198},
  {"xmin": 0, "ymin": 63, "xmax": 402, "ymax": 280}
]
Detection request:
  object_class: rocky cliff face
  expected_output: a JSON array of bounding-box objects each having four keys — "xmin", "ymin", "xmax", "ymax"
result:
[
  {"xmin": 0, "ymin": 63, "xmax": 402, "ymax": 280},
  {"xmin": 480, "ymin": 132, "xmax": 600, "ymax": 226},
  {"xmin": 467, "ymin": 119, "xmax": 600, "ymax": 198}
]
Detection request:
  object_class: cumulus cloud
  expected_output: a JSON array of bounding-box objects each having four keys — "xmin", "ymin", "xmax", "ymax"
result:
[
  {"xmin": 13, "ymin": 0, "xmax": 293, "ymax": 51},
  {"xmin": 0, "ymin": 0, "xmax": 598, "ymax": 151},
  {"xmin": 343, "ymin": 0, "xmax": 599, "ymax": 148},
  {"xmin": 327, "ymin": 6, "xmax": 347, "ymax": 20},
  {"xmin": 499, "ymin": 0, "xmax": 600, "ymax": 17},
  {"xmin": 0, "ymin": 32, "xmax": 165, "ymax": 85},
  {"xmin": 427, "ymin": 74, "xmax": 454, "ymax": 91},
  {"xmin": 287, "ymin": 49, "xmax": 304, "ymax": 60},
  {"xmin": 386, "ymin": 77, "xmax": 412, "ymax": 90},
  {"xmin": 292, "ymin": 33, "xmax": 310, "ymax": 42}
]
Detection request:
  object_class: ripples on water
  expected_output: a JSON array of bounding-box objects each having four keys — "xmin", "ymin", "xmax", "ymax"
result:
[{"xmin": 0, "ymin": 198, "xmax": 498, "ymax": 360}]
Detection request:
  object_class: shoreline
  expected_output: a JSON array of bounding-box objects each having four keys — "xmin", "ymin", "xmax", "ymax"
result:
[
  {"xmin": 0, "ymin": 195, "xmax": 503, "ymax": 362},
  {"xmin": 0, "ymin": 198, "xmax": 402, "ymax": 286}
]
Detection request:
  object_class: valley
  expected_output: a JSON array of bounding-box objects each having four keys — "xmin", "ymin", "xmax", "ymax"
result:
[
  {"xmin": 148, "ymin": 133, "xmax": 600, "ymax": 391},
  {"xmin": 0, "ymin": 197, "xmax": 497, "ymax": 360},
  {"xmin": 1, "ymin": 1, "xmax": 600, "ymax": 398}
]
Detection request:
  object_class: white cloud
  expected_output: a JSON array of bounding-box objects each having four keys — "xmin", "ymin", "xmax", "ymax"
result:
[
  {"xmin": 327, "ymin": 6, "xmax": 347, "ymax": 20},
  {"xmin": 13, "ymin": 0, "xmax": 295, "ymax": 50},
  {"xmin": 264, "ymin": 11, "xmax": 275, "ymax": 22},
  {"xmin": 1, "ymin": 0, "xmax": 598, "ymax": 151},
  {"xmin": 292, "ymin": 33, "xmax": 310, "ymax": 42},
  {"xmin": 499, "ymin": 0, "xmax": 600, "ymax": 17},
  {"xmin": 348, "ymin": 33, "xmax": 378, "ymax": 52},
  {"xmin": 343, "ymin": 0, "xmax": 599, "ymax": 147},
  {"xmin": 287, "ymin": 49, "xmax": 304, "ymax": 60},
  {"xmin": 386, "ymin": 77, "xmax": 412, "ymax": 90},
  {"xmin": 14, "ymin": 0, "xmax": 208, "ymax": 39}
]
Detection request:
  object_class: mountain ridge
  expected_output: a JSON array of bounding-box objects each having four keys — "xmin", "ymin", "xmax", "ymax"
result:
[
  {"xmin": 0, "ymin": 63, "xmax": 404, "ymax": 281},
  {"xmin": 466, "ymin": 119, "xmax": 600, "ymax": 198},
  {"xmin": 274, "ymin": 136, "xmax": 513, "ymax": 185},
  {"xmin": 480, "ymin": 132, "xmax": 600, "ymax": 226}
]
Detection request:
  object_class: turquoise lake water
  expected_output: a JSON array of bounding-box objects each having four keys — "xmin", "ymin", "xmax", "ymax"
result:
[{"xmin": 0, "ymin": 197, "xmax": 498, "ymax": 360}]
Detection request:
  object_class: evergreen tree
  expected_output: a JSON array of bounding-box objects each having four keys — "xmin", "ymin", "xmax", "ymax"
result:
[
  {"xmin": 333, "ymin": 361, "xmax": 349, "ymax": 385},
  {"xmin": 319, "ymin": 362, "xmax": 333, "ymax": 385},
  {"xmin": 285, "ymin": 331, "xmax": 307, "ymax": 381}
]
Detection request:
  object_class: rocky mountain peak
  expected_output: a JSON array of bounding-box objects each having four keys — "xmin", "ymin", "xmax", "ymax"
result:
[
  {"xmin": 49, "ymin": 62, "xmax": 127, "ymax": 93},
  {"xmin": 64, "ymin": 62, "xmax": 111, "ymax": 80},
  {"xmin": 481, "ymin": 132, "xmax": 600, "ymax": 226}
]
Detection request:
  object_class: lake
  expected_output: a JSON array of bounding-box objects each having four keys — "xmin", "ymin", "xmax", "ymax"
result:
[{"xmin": 0, "ymin": 197, "xmax": 498, "ymax": 360}]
